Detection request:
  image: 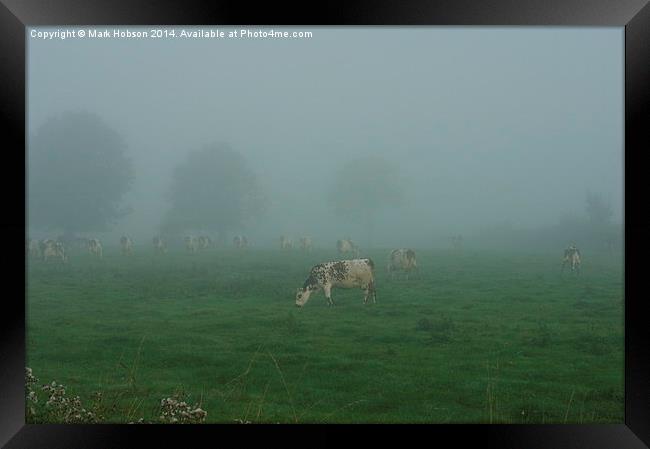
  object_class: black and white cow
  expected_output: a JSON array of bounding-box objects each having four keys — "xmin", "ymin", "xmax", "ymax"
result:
[
  {"xmin": 561, "ymin": 243, "xmax": 581, "ymax": 274},
  {"xmin": 295, "ymin": 258, "xmax": 376, "ymax": 307},
  {"xmin": 198, "ymin": 235, "xmax": 212, "ymax": 251},
  {"xmin": 153, "ymin": 236, "xmax": 167, "ymax": 254},
  {"xmin": 280, "ymin": 236, "xmax": 294, "ymax": 250},
  {"xmin": 233, "ymin": 235, "xmax": 248, "ymax": 249},
  {"xmin": 27, "ymin": 238, "xmax": 41, "ymax": 258},
  {"xmin": 387, "ymin": 248, "xmax": 418, "ymax": 280},
  {"xmin": 87, "ymin": 239, "xmax": 103, "ymax": 259},
  {"xmin": 185, "ymin": 236, "xmax": 198, "ymax": 253},
  {"xmin": 43, "ymin": 239, "xmax": 67, "ymax": 263},
  {"xmin": 299, "ymin": 237, "xmax": 312, "ymax": 252},
  {"xmin": 120, "ymin": 236, "xmax": 134, "ymax": 256},
  {"xmin": 336, "ymin": 239, "xmax": 360, "ymax": 258},
  {"xmin": 451, "ymin": 235, "xmax": 463, "ymax": 251}
]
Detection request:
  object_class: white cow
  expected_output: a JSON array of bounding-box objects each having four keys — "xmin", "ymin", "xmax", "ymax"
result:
[
  {"xmin": 153, "ymin": 236, "xmax": 167, "ymax": 254},
  {"xmin": 295, "ymin": 258, "xmax": 376, "ymax": 307},
  {"xmin": 387, "ymin": 248, "xmax": 418, "ymax": 280},
  {"xmin": 198, "ymin": 235, "xmax": 212, "ymax": 251},
  {"xmin": 233, "ymin": 235, "xmax": 248, "ymax": 249},
  {"xmin": 299, "ymin": 237, "xmax": 313, "ymax": 252},
  {"xmin": 185, "ymin": 236, "xmax": 198, "ymax": 253},
  {"xmin": 280, "ymin": 236, "xmax": 294, "ymax": 250},
  {"xmin": 87, "ymin": 239, "xmax": 103, "ymax": 259},
  {"xmin": 451, "ymin": 235, "xmax": 463, "ymax": 251},
  {"xmin": 120, "ymin": 236, "xmax": 134, "ymax": 256},
  {"xmin": 43, "ymin": 240, "xmax": 66, "ymax": 263},
  {"xmin": 561, "ymin": 244, "xmax": 581, "ymax": 274},
  {"xmin": 27, "ymin": 239, "xmax": 41, "ymax": 258},
  {"xmin": 337, "ymin": 239, "xmax": 360, "ymax": 258}
]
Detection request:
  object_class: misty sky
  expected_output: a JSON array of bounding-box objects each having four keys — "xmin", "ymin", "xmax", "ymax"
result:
[{"xmin": 27, "ymin": 27, "xmax": 623, "ymax": 248}]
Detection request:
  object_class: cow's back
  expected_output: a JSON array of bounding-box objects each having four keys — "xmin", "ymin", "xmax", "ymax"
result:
[{"xmin": 330, "ymin": 259, "xmax": 374, "ymax": 287}]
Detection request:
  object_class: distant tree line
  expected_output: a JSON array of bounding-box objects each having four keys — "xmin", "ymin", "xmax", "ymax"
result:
[
  {"xmin": 28, "ymin": 110, "xmax": 619, "ymax": 254},
  {"xmin": 28, "ymin": 111, "xmax": 134, "ymax": 240},
  {"xmin": 28, "ymin": 110, "xmax": 407, "ymax": 246},
  {"xmin": 472, "ymin": 192, "xmax": 621, "ymax": 253}
]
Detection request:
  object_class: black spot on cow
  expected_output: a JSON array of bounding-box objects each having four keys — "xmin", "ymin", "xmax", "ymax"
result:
[
  {"xmin": 302, "ymin": 273, "xmax": 318, "ymax": 290},
  {"xmin": 329, "ymin": 261, "xmax": 349, "ymax": 281}
]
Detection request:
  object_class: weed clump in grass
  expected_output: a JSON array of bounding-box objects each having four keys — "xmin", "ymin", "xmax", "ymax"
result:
[
  {"xmin": 27, "ymin": 367, "xmax": 209, "ymax": 424},
  {"xmin": 429, "ymin": 316, "xmax": 455, "ymax": 343},
  {"xmin": 159, "ymin": 394, "xmax": 207, "ymax": 423},
  {"xmin": 283, "ymin": 311, "xmax": 301, "ymax": 335},
  {"xmin": 26, "ymin": 366, "xmax": 103, "ymax": 423},
  {"xmin": 415, "ymin": 317, "xmax": 433, "ymax": 332},
  {"xmin": 25, "ymin": 367, "xmax": 38, "ymax": 420},
  {"xmin": 526, "ymin": 322, "xmax": 553, "ymax": 348},
  {"xmin": 573, "ymin": 334, "xmax": 611, "ymax": 356},
  {"xmin": 416, "ymin": 316, "xmax": 455, "ymax": 343}
]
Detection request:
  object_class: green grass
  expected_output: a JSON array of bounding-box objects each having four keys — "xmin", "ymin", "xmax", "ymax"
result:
[{"xmin": 26, "ymin": 247, "xmax": 624, "ymax": 423}]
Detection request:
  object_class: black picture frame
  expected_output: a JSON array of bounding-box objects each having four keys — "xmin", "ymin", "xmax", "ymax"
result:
[{"xmin": 2, "ymin": 0, "xmax": 648, "ymax": 447}]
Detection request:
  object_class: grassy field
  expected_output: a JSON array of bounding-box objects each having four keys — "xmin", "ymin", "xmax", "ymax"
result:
[{"xmin": 26, "ymin": 246, "xmax": 624, "ymax": 423}]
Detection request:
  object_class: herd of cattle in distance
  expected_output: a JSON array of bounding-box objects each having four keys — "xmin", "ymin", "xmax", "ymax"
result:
[{"xmin": 26, "ymin": 234, "xmax": 583, "ymax": 307}]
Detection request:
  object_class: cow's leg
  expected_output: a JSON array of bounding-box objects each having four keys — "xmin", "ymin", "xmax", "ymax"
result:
[{"xmin": 324, "ymin": 284, "xmax": 334, "ymax": 306}]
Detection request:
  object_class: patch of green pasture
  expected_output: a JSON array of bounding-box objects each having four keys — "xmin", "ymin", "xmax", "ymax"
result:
[{"xmin": 26, "ymin": 247, "xmax": 623, "ymax": 423}]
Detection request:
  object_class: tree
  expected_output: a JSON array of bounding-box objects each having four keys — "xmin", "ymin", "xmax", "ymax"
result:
[
  {"xmin": 585, "ymin": 191, "xmax": 613, "ymax": 227},
  {"xmin": 328, "ymin": 155, "xmax": 403, "ymax": 247},
  {"xmin": 28, "ymin": 111, "xmax": 134, "ymax": 237},
  {"xmin": 162, "ymin": 143, "xmax": 266, "ymax": 239}
]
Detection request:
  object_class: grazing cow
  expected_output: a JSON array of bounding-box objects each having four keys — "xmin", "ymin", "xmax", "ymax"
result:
[
  {"xmin": 561, "ymin": 243, "xmax": 581, "ymax": 274},
  {"xmin": 39, "ymin": 239, "xmax": 54, "ymax": 256},
  {"xmin": 185, "ymin": 236, "xmax": 198, "ymax": 253},
  {"xmin": 233, "ymin": 235, "xmax": 248, "ymax": 249},
  {"xmin": 120, "ymin": 236, "xmax": 134, "ymax": 256},
  {"xmin": 299, "ymin": 237, "xmax": 313, "ymax": 252},
  {"xmin": 27, "ymin": 238, "xmax": 41, "ymax": 258},
  {"xmin": 387, "ymin": 248, "xmax": 418, "ymax": 280},
  {"xmin": 337, "ymin": 239, "xmax": 360, "ymax": 258},
  {"xmin": 295, "ymin": 258, "xmax": 376, "ymax": 307},
  {"xmin": 43, "ymin": 240, "xmax": 66, "ymax": 263},
  {"xmin": 280, "ymin": 236, "xmax": 294, "ymax": 250},
  {"xmin": 451, "ymin": 235, "xmax": 463, "ymax": 250},
  {"xmin": 198, "ymin": 235, "xmax": 213, "ymax": 251},
  {"xmin": 153, "ymin": 236, "xmax": 167, "ymax": 254},
  {"xmin": 87, "ymin": 239, "xmax": 103, "ymax": 259}
]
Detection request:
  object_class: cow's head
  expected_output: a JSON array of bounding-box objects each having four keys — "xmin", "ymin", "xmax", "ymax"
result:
[{"xmin": 295, "ymin": 287, "xmax": 313, "ymax": 307}]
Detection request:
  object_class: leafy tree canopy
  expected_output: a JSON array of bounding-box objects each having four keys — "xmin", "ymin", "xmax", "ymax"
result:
[
  {"xmin": 328, "ymin": 155, "xmax": 403, "ymax": 223},
  {"xmin": 28, "ymin": 111, "xmax": 134, "ymax": 235},
  {"xmin": 585, "ymin": 191, "xmax": 614, "ymax": 227},
  {"xmin": 162, "ymin": 143, "xmax": 266, "ymax": 236}
]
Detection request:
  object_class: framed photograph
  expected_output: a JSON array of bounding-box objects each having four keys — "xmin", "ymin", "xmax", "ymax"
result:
[{"xmin": 2, "ymin": 0, "xmax": 648, "ymax": 447}]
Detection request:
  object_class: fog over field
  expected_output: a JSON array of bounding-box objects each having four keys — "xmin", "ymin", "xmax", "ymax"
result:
[{"xmin": 27, "ymin": 27, "xmax": 623, "ymax": 251}]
